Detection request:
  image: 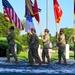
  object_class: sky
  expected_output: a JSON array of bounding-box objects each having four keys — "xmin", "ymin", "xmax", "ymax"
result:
[{"xmin": 0, "ymin": 0, "xmax": 74, "ymax": 36}]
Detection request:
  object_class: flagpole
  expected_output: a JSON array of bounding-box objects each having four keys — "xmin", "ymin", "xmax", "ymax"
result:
[
  {"xmin": 73, "ymin": 16, "xmax": 75, "ymax": 60},
  {"xmin": 73, "ymin": 0, "xmax": 75, "ymax": 60},
  {"xmin": 39, "ymin": 23, "xmax": 42, "ymax": 35},
  {"xmin": 56, "ymin": 23, "xmax": 58, "ymax": 42},
  {"xmin": 46, "ymin": 0, "xmax": 49, "ymax": 29},
  {"xmin": 53, "ymin": 0, "xmax": 63, "ymax": 42}
]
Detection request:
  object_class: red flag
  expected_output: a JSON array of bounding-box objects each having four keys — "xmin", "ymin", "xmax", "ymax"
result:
[
  {"xmin": 53, "ymin": 0, "xmax": 63, "ymax": 24},
  {"xmin": 34, "ymin": 0, "xmax": 40, "ymax": 23}
]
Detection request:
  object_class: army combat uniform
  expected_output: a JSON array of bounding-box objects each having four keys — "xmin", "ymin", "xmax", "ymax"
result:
[
  {"xmin": 42, "ymin": 34, "xmax": 50, "ymax": 63},
  {"xmin": 6, "ymin": 32, "xmax": 18, "ymax": 62},
  {"xmin": 28, "ymin": 33, "xmax": 41, "ymax": 65},
  {"xmin": 57, "ymin": 33, "xmax": 67, "ymax": 63}
]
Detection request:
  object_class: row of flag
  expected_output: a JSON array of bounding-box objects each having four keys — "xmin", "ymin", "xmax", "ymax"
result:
[
  {"xmin": 2, "ymin": 0, "xmax": 75, "ymax": 32},
  {"xmin": 2, "ymin": 0, "xmax": 40, "ymax": 31}
]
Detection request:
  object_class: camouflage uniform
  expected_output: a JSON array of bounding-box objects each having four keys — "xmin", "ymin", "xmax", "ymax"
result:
[
  {"xmin": 6, "ymin": 32, "xmax": 18, "ymax": 61},
  {"xmin": 58, "ymin": 33, "xmax": 66, "ymax": 63},
  {"xmin": 28, "ymin": 33, "xmax": 41, "ymax": 64},
  {"xmin": 42, "ymin": 34, "xmax": 50, "ymax": 63}
]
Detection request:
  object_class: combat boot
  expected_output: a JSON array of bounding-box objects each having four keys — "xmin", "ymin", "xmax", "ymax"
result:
[
  {"xmin": 63, "ymin": 61, "xmax": 67, "ymax": 64},
  {"xmin": 5, "ymin": 60, "xmax": 10, "ymax": 62},
  {"xmin": 46, "ymin": 61, "xmax": 50, "ymax": 64},
  {"xmin": 56, "ymin": 62, "xmax": 61, "ymax": 64},
  {"xmin": 29, "ymin": 62, "xmax": 34, "ymax": 66},
  {"xmin": 38, "ymin": 62, "xmax": 42, "ymax": 67},
  {"xmin": 13, "ymin": 60, "xmax": 18, "ymax": 64}
]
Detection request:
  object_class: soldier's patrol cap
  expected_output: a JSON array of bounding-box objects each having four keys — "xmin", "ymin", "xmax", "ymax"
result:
[
  {"xmin": 31, "ymin": 28, "xmax": 36, "ymax": 32},
  {"xmin": 44, "ymin": 29, "xmax": 49, "ymax": 33},
  {"xmin": 9, "ymin": 26, "xmax": 14, "ymax": 30},
  {"xmin": 60, "ymin": 28, "xmax": 64, "ymax": 33}
]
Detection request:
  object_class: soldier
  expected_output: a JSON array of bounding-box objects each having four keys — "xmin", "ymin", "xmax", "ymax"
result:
[
  {"xmin": 56, "ymin": 28, "xmax": 67, "ymax": 64},
  {"xmin": 42, "ymin": 29, "xmax": 50, "ymax": 64},
  {"xmin": 5, "ymin": 26, "xmax": 18, "ymax": 64},
  {"xmin": 28, "ymin": 28, "xmax": 42, "ymax": 66},
  {"xmin": 27, "ymin": 32, "xmax": 32, "ymax": 63}
]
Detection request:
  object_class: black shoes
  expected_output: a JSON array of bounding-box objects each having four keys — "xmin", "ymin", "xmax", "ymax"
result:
[
  {"xmin": 56, "ymin": 61, "xmax": 67, "ymax": 64},
  {"xmin": 56, "ymin": 62, "xmax": 62, "ymax": 64}
]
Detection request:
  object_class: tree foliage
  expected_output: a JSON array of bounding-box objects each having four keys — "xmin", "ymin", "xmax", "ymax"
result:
[
  {"xmin": 64, "ymin": 28, "xmax": 73, "ymax": 43},
  {"xmin": 51, "ymin": 28, "xmax": 73, "ymax": 47},
  {"xmin": 0, "ymin": 12, "xmax": 74, "ymax": 50}
]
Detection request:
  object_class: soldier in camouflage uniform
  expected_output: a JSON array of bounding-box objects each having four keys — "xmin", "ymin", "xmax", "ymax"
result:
[
  {"xmin": 42, "ymin": 29, "xmax": 50, "ymax": 64},
  {"xmin": 5, "ymin": 26, "xmax": 18, "ymax": 64},
  {"xmin": 27, "ymin": 32, "xmax": 32, "ymax": 63},
  {"xmin": 56, "ymin": 28, "xmax": 67, "ymax": 64},
  {"xmin": 28, "ymin": 28, "xmax": 42, "ymax": 66}
]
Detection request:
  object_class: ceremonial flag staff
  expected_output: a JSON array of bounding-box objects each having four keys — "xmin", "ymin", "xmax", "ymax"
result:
[
  {"xmin": 53, "ymin": 0, "xmax": 63, "ymax": 42},
  {"xmin": 73, "ymin": 0, "xmax": 75, "ymax": 60},
  {"xmin": 46, "ymin": 0, "xmax": 50, "ymax": 29}
]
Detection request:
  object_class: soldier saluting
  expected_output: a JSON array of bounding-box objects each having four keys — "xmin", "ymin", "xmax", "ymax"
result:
[
  {"xmin": 5, "ymin": 26, "xmax": 18, "ymax": 64},
  {"xmin": 56, "ymin": 28, "xmax": 67, "ymax": 64}
]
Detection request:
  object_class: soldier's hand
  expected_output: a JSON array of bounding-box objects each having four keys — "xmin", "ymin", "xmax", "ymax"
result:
[{"xmin": 24, "ymin": 14, "xmax": 28, "ymax": 17}]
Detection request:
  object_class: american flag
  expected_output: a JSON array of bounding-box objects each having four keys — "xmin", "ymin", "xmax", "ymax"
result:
[{"xmin": 2, "ymin": 0, "xmax": 24, "ymax": 30}]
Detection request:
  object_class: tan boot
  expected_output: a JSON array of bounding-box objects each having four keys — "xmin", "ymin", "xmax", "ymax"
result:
[
  {"xmin": 13, "ymin": 60, "xmax": 18, "ymax": 64},
  {"xmin": 46, "ymin": 62, "xmax": 50, "ymax": 64},
  {"xmin": 5, "ymin": 60, "xmax": 10, "ymax": 62}
]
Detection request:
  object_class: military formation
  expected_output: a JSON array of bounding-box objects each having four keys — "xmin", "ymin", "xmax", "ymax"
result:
[
  {"xmin": 5, "ymin": 26, "xmax": 67, "ymax": 67},
  {"xmin": 4, "ymin": 0, "xmax": 67, "ymax": 66}
]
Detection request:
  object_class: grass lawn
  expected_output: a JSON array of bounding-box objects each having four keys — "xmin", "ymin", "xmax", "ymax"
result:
[
  {"xmin": 17, "ymin": 51, "xmax": 75, "ymax": 62},
  {"xmin": 17, "ymin": 51, "xmax": 28, "ymax": 61}
]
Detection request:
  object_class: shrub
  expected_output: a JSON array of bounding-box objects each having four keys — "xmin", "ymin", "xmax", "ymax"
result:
[
  {"xmin": 69, "ymin": 42, "xmax": 74, "ymax": 50},
  {"xmin": 22, "ymin": 45, "xmax": 28, "ymax": 52}
]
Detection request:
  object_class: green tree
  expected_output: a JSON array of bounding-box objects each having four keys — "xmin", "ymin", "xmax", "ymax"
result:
[
  {"xmin": 0, "ymin": 12, "xmax": 10, "ymax": 37},
  {"xmin": 20, "ymin": 34, "xmax": 28, "ymax": 46},
  {"xmin": 50, "ymin": 28, "xmax": 73, "ymax": 46},
  {"xmin": 64, "ymin": 28, "xmax": 73, "ymax": 43},
  {"xmin": 0, "ymin": 12, "xmax": 22, "ymax": 42}
]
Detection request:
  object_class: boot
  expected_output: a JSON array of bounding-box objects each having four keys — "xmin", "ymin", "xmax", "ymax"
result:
[
  {"xmin": 29, "ymin": 62, "xmax": 34, "ymax": 66},
  {"xmin": 13, "ymin": 60, "xmax": 18, "ymax": 64},
  {"xmin": 46, "ymin": 61, "xmax": 50, "ymax": 64},
  {"xmin": 5, "ymin": 60, "xmax": 10, "ymax": 62},
  {"xmin": 38, "ymin": 63, "xmax": 42, "ymax": 67},
  {"xmin": 63, "ymin": 61, "xmax": 67, "ymax": 64},
  {"xmin": 56, "ymin": 61, "xmax": 61, "ymax": 64}
]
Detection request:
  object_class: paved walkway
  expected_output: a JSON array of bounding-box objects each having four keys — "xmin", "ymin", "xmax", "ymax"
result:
[{"xmin": 0, "ymin": 58, "xmax": 75, "ymax": 75}]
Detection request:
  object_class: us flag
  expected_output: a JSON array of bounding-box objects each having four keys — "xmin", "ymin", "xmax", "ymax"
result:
[{"xmin": 2, "ymin": 0, "xmax": 24, "ymax": 30}]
